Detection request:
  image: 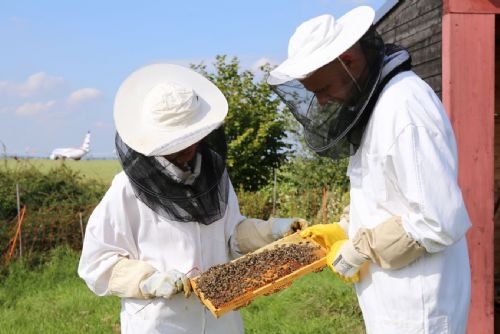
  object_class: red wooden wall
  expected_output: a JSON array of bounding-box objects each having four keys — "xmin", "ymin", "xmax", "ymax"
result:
[
  {"xmin": 444, "ymin": 0, "xmax": 500, "ymax": 13},
  {"xmin": 442, "ymin": 1, "xmax": 498, "ymax": 333}
]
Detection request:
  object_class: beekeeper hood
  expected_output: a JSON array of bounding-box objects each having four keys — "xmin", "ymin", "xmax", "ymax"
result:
[
  {"xmin": 268, "ymin": 6, "xmax": 386, "ymax": 159},
  {"xmin": 114, "ymin": 63, "xmax": 229, "ymax": 225}
]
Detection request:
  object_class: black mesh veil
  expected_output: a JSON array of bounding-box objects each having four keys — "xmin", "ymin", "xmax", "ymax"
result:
[
  {"xmin": 116, "ymin": 127, "xmax": 229, "ymax": 225},
  {"xmin": 271, "ymin": 27, "xmax": 385, "ymax": 160}
]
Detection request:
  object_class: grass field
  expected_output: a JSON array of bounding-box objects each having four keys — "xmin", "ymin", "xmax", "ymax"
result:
[
  {"xmin": 0, "ymin": 158, "xmax": 365, "ymax": 333},
  {"xmin": 0, "ymin": 247, "xmax": 365, "ymax": 334},
  {"xmin": 2, "ymin": 158, "xmax": 122, "ymax": 184}
]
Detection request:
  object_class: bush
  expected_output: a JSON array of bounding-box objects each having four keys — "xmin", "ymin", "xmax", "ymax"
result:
[
  {"xmin": 0, "ymin": 154, "xmax": 352, "ymax": 265},
  {"xmin": 238, "ymin": 187, "xmax": 349, "ymax": 224},
  {"xmin": 0, "ymin": 159, "xmax": 106, "ymax": 265},
  {"xmin": 0, "ymin": 160, "xmax": 104, "ymax": 217},
  {"xmin": 237, "ymin": 155, "xmax": 350, "ymax": 223}
]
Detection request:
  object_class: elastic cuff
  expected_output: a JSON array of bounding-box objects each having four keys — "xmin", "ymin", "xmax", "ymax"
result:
[
  {"xmin": 108, "ymin": 258, "xmax": 157, "ymax": 299},
  {"xmin": 352, "ymin": 216, "xmax": 426, "ymax": 269},
  {"xmin": 269, "ymin": 218, "xmax": 291, "ymax": 239},
  {"xmin": 234, "ymin": 218, "xmax": 274, "ymax": 254}
]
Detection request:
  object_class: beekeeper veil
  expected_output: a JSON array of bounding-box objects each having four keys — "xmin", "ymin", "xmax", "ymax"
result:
[
  {"xmin": 113, "ymin": 63, "xmax": 229, "ymax": 225},
  {"xmin": 268, "ymin": 6, "xmax": 385, "ymax": 159}
]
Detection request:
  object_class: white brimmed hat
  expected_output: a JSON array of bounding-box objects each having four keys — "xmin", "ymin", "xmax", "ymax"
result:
[
  {"xmin": 268, "ymin": 6, "xmax": 375, "ymax": 85},
  {"xmin": 114, "ymin": 63, "xmax": 228, "ymax": 156}
]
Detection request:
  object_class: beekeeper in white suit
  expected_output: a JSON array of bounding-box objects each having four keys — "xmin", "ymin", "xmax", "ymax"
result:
[
  {"xmin": 78, "ymin": 63, "xmax": 307, "ymax": 334},
  {"xmin": 268, "ymin": 6, "xmax": 471, "ymax": 334}
]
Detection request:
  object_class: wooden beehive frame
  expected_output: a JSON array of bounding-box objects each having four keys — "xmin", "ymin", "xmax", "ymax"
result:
[{"xmin": 190, "ymin": 232, "xmax": 328, "ymax": 318}]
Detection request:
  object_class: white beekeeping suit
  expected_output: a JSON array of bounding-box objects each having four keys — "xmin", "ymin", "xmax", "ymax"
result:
[
  {"xmin": 79, "ymin": 172, "xmax": 246, "ymax": 333},
  {"xmin": 268, "ymin": 6, "xmax": 471, "ymax": 334},
  {"xmin": 347, "ymin": 70, "xmax": 470, "ymax": 333},
  {"xmin": 78, "ymin": 63, "xmax": 308, "ymax": 334}
]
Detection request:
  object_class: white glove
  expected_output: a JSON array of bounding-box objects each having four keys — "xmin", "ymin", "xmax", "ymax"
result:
[
  {"xmin": 329, "ymin": 239, "xmax": 367, "ymax": 279},
  {"xmin": 139, "ymin": 270, "xmax": 191, "ymax": 299},
  {"xmin": 270, "ymin": 217, "xmax": 309, "ymax": 239}
]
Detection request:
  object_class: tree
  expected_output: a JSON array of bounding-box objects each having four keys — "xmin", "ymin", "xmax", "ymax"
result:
[
  {"xmin": 277, "ymin": 155, "xmax": 350, "ymax": 194},
  {"xmin": 192, "ymin": 55, "xmax": 291, "ymax": 191}
]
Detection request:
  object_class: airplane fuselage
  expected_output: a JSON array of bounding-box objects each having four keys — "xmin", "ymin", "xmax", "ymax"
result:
[
  {"xmin": 49, "ymin": 131, "xmax": 91, "ymax": 160},
  {"xmin": 50, "ymin": 148, "xmax": 88, "ymax": 160}
]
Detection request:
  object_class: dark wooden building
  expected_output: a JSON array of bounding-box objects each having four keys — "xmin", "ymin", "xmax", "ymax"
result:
[
  {"xmin": 375, "ymin": 0, "xmax": 442, "ymax": 97},
  {"xmin": 375, "ymin": 0, "xmax": 500, "ymax": 333}
]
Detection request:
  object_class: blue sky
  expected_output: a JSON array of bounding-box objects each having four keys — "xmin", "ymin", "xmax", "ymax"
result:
[{"xmin": 0, "ymin": 0, "xmax": 385, "ymax": 158}]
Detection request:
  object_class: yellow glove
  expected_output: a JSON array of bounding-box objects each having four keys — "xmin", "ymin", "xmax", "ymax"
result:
[
  {"xmin": 327, "ymin": 239, "xmax": 369, "ymax": 283},
  {"xmin": 300, "ymin": 223, "xmax": 348, "ymax": 249}
]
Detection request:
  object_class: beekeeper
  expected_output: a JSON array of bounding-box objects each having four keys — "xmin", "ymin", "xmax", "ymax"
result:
[
  {"xmin": 268, "ymin": 6, "xmax": 471, "ymax": 334},
  {"xmin": 78, "ymin": 63, "xmax": 307, "ymax": 334}
]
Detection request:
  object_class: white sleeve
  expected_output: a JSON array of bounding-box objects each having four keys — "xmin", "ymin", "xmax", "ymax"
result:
[
  {"xmin": 386, "ymin": 125, "xmax": 471, "ymax": 253},
  {"xmin": 224, "ymin": 180, "xmax": 247, "ymax": 259},
  {"xmin": 77, "ymin": 175, "xmax": 141, "ymax": 296}
]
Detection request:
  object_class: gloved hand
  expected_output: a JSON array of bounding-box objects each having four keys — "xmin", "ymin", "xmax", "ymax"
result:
[
  {"xmin": 270, "ymin": 217, "xmax": 309, "ymax": 239},
  {"xmin": 327, "ymin": 239, "xmax": 368, "ymax": 283},
  {"xmin": 139, "ymin": 270, "xmax": 192, "ymax": 299},
  {"xmin": 300, "ymin": 223, "xmax": 348, "ymax": 249}
]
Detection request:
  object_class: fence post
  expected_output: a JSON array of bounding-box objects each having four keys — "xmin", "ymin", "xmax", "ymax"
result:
[
  {"xmin": 322, "ymin": 187, "xmax": 328, "ymax": 224},
  {"xmin": 16, "ymin": 183, "xmax": 22, "ymax": 257},
  {"xmin": 272, "ymin": 168, "xmax": 277, "ymax": 216},
  {"xmin": 79, "ymin": 212, "xmax": 84, "ymax": 241}
]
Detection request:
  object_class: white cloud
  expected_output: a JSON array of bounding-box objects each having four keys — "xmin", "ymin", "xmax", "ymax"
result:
[
  {"xmin": 250, "ymin": 57, "xmax": 274, "ymax": 73},
  {"xmin": 15, "ymin": 101, "xmax": 56, "ymax": 116},
  {"xmin": 95, "ymin": 121, "xmax": 108, "ymax": 128},
  {"xmin": 67, "ymin": 88, "xmax": 104, "ymax": 105},
  {"xmin": 0, "ymin": 72, "xmax": 65, "ymax": 97}
]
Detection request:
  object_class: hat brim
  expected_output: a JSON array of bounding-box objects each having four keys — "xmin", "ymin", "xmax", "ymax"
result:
[
  {"xmin": 268, "ymin": 6, "xmax": 375, "ymax": 85},
  {"xmin": 114, "ymin": 64, "xmax": 228, "ymax": 156}
]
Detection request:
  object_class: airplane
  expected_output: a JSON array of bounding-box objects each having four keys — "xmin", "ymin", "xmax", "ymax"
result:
[{"xmin": 49, "ymin": 131, "xmax": 91, "ymax": 160}]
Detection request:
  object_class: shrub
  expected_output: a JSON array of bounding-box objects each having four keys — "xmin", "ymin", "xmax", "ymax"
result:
[{"xmin": 0, "ymin": 159, "xmax": 106, "ymax": 265}]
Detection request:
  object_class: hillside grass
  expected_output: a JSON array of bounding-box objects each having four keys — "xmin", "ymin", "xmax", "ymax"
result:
[
  {"xmin": 0, "ymin": 247, "xmax": 365, "ymax": 334},
  {"xmin": 2, "ymin": 159, "xmax": 122, "ymax": 185}
]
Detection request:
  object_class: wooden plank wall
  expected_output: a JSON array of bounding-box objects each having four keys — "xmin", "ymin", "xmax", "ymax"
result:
[{"xmin": 375, "ymin": 0, "xmax": 443, "ymax": 97}]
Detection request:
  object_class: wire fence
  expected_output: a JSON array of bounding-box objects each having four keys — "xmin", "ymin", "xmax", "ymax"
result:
[
  {"xmin": 238, "ymin": 187, "xmax": 349, "ymax": 224},
  {"xmin": 1, "ymin": 204, "xmax": 95, "ymax": 265},
  {"xmin": 1, "ymin": 188, "xmax": 349, "ymax": 266}
]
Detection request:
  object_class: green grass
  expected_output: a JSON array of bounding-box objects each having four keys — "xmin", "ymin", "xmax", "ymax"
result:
[
  {"xmin": 0, "ymin": 247, "xmax": 364, "ymax": 334},
  {"xmin": 2, "ymin": 159, "xmax": 121, "ymax": 184},
  {"xmin": 0, "ymin": 247, "xmax": 120, "ymax": 333},
  {"xmin": 0, "ymin": 160, "xmax": 362, "ymax": 332},
  {"xmin": 241, "ymin": 270, "xmax": 364, "ymax": 334}
]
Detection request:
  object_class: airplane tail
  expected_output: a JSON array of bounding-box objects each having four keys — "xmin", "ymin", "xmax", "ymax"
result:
[{"xmin": 80, "ymin": 131, "xmax": 91, "ymax": 152}]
